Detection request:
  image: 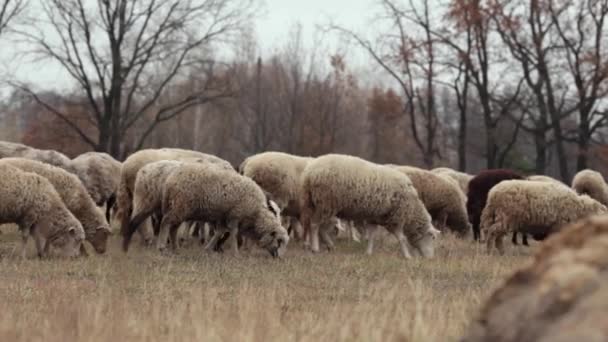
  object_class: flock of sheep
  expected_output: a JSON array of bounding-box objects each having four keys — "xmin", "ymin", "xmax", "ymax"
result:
[{"xmin": 1, "ymin": 140, "xmax": 607, "ymax": 260}]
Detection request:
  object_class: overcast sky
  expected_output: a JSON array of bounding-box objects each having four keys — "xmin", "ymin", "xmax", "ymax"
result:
[{"xmin": 0, "ymin": 0, "xmax": 378, "ymax": 94}]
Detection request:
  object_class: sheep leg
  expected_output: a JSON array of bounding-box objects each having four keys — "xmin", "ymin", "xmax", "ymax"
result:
[
  {"xmin": 34, "ymin": 235, "xmax": 48, "ymax": 259},
  {"xmin": 486, "ymin": 226, "xmax": 497, "ymax": 253},
  {"xmin": 157, "ymin": 214, "xmax": 178, "ymax": 252},
  {"xmin": 511, "ymin": 232, "xmax": 519, "ymax": 245},
  {"xmin": 320, "ymin": 223, "xmax": 335, "ymax": 251},
  {"xmin": 227, "ymin": 220, "xmax": 240, "ymax": 256},
  {"xmin": 204, "ymin": 225, "xmax": 226, "ymax": 252},
  {"xmin": 495, "ymin": 232, "xmax": 506, "ymax": 255},
  {"xmin": 311, "ymin": 222, "xmax": 321, "ymax": 253},
  {"xmin": 79, "ymin": 244, "xmax": 89, "ymax": 257},
  {"xmin": 394, "ymin": 230, "xmax": 413, "ymax": 259},
  {"xmin": 365, "ymin": 225, "xmax": 378, "ymax": 255},
  {"xmin": 169, "ymin": 223, "xmax": 181, "ymax": 251},
  {"xmin": 438, "ymin": 211, "xmax": 448, "ymax": 231},
  {"xmin": 20, "ymin": 227, "xmax": 30, "ymax": 259},
  {"xmin": 522, "ymin": 234, "xmax": 529, "ymax": 246}
]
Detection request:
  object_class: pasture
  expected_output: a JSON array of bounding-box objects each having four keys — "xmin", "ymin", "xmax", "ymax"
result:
[{"xmin": 0, "ymin": 228, "xmax": 530, "ymax": 342}]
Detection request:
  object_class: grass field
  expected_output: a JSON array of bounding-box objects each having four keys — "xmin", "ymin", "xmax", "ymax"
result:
[{"xmin": 0, "ymin": 227, "xmax": 532, "ymax": 342}]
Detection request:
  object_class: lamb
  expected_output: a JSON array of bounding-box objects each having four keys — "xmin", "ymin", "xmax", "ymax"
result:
[
  {"xmin": 0, "ymin": 158, "xmax": 111, "ymax": 254},
  {"xmin": 0, "ymin": 164, "xmax": 85, "ymax": 258},
  {"xmin": 122, "ymin": 158, "xmax": 237, "ymax": 252},
  {"xmin": 157, "ymin": 163, "xmax": 289, "ymax": 257},
  {"xmin": 0, "ymin": 141, "xmax": 75, "ymax": 172},
  {"xmin": 71, "ymin": 152, "xmax": 122, "ymax": 222},
  {"xmin": 462, "ymin": 215, "xmax": 608, "ymax": 342},
  {"xmin": 431, "ymin": 167, "xmax": 472, "ymax": 195},
  {"xmin": 300, "ymin": 154, "xmax": 439, "ymax": 258},
  {"xmin": 390, "ymin": 165, "xmax": 471, "ymax": 237},
  {"xmin": 467, "ymin": 169, "xmax": 523, "ymax": 242},
  {"xmin": 571, "ymin": 169, "xmax": 608, "ymax": 206},
  {"xmin": 115, "ymin": 148, "xmax": 232, "ymax": 240},
  {"xmin": 481, "ymin": 180, "xmax": 607, "ymax": 254}
]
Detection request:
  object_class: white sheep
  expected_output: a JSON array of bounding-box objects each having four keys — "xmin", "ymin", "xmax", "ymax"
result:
[
  {"xmin": 481, "ymin": 180, "xmax": 607, "ymax": 254},
  {"xmin": 71, "ymin": 152, "xmax": 122, "ymax": 223},
  {"xmin": 300, "ymin": 154, "xmax": 439, "ymax": 258},
  {"xmin": 571, "ymin": 169, "xmax": 608, "ymax": 206},
  {"xmin": 0, "ymin": 157, "xmax": 111, "ymax": 255},
  {"xmin": 432, "ymin": 167, "xmax": 472, "ymax": 195},
  {"xmin": 390, "ymin": 165, "xmax": 471, "ymax": 237},
  {"xmin": 115, "ymin": 148, "xmax": 232, "ymax": 242},
  {"xmin": 0, "ymin": 164, "xmax": 85, "ymax": 258},
  {"xmin": 0, "ymin": 141, "xmax": 75, "ymax": 173},
  {"xmin": 158, "ymin": 162, "xmax": 289, "ymax": 257},
  {"xmin": 240, "ymin": 151, "xmax": 342, "ymax": 243}
]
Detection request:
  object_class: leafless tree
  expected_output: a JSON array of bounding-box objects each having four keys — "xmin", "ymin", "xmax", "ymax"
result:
[
  {"xmin": 0, "ymin": 0, "xmax": 26, "ymax": 36},
  {"xmin": 14, "ymin": 0, "xmax": 257, "ymax": 158},
  {"xmin": 548, "ymin": 0, "xmax": 608, "ymax": 170},
  {"xmin": 331, "ymin": 0, "xmax": 443, "ymax": 168}
]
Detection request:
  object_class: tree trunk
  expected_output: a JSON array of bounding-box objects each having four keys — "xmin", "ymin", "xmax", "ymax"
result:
[
  {"xmin": 577, "ymin": 113, "xmax": 590, "ymax": 171},
  {"xmin": 458, "ymin": 106, "xmax": 467, "ymax": 172}
]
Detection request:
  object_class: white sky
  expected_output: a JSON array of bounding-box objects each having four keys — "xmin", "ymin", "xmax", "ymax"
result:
[{"xmin": 0, "ymin": 0, "xmax": 378, "ymax": 94}]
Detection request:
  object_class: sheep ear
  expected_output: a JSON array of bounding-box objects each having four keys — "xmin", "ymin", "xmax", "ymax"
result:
[{"xmin": 429, "ymin": 226, "xmax": 441, "ymax": 239}]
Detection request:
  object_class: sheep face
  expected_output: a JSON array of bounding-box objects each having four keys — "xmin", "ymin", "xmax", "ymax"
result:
[
  {"xmin": 411, "ymin": 225, "xmax": 440, "ymax": 258},
  {"xmin": 89, "ymin": 226, "xmax": 111, "ymax": 254},
  {"xmin": 259, "ymin": 228, "xmax": 290, "ymax": 258},
  {"xmin": 51, "ymin": 227, "xmax": 86, "ymax": 257}
]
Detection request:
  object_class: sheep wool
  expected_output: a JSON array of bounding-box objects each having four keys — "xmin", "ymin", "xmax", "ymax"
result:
[
  {"xmin": 71, "ymin": 152, "xmax": 122, "ymax": 208},
  {"xmin": 391, "ymin": 165, "xmax": 471, "ymax": 237},
  {"xmin": 431, "ymin": 167, "xmax": 472, "ymax": 194},
  {"xmin": 481, "ymin": 180, "xmax": 607, "ymax": 254},
  {"xmin": 0, "ymin": 158, "xmax": 111, "ymax": 254},
  {"xmin": 115, "ymin": 148, "xmax": 232, "ymax": 237},
  {"xmin": 0, "ymin": 141, "xmax": 75, "ymax": 173},
  {"xmin": 159, "ymin": 163, "xmax": 289, "ymax": 257},
  {"xmin": 571, "ymin": 169, "xmax": 608, "ymax": 206},
  {"xmin": 301, "ymin": 154, "xmax": 439, "ymax": 258},
  {"xmin": 0, "ymin": 164, "xmax": 85, "ymax": 258}
]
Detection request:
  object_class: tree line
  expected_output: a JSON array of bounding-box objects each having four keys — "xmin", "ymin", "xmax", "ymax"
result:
[{"xmin": 1, "ymin": 0, "xmax": 607, "ymax": 182}]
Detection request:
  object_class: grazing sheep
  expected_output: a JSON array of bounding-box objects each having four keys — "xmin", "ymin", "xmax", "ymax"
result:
[
  {"xmin": 240, "ymin": 151, "xmax": 343, "ymax": 244},
  {"xmin": 115, "ymin": 148, "xmax": 232, "ymax": 240},
  {"xmin": 481, "ymin": 180, "xmax": 607, "ymax": 254},
  {"xmin": 157, "ymin": 163, "xmax": 289, "ymax": 257},
  {"xmin": 0, "ymin": 158, "xmax": 111, "ymax": 254},
  {"xmin": 122, "ymin": 158, "xmax": 236, "ymax": 252},
  {"xmin": 71, "ymin": 152, "xmax": 122, "ymax": 222},
  {"xmin": 390, "ymin": 165, "xmax": 471, "ymax": 237},
  {"xmin": 0, "ymin": 141, "xmax": 74, "ymax": 172},
  {"xmin": 0, "ymin": 164, "xmax": 85, "ymax": 258},
  {"xmin": 467, "ymin": 169, "xmax": 524, "ymax": 242},
  {"xmin": 431, "ymin": 167, "xmax": 472, "ymax": 195},
  {"xmin": 300, "ymin": 154, "xmax": 439, "ymax": 258},
  {"xmin": 462, "ymin": 215, "xmax": 608, "ymax": 342},
  {"xmin": 571, "ymin": 169, "xmax": 608, "ymax": 206}
]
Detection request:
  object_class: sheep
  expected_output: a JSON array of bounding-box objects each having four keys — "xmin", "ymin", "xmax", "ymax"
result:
[
  {"xmin": 0, "ymin": 164, "xmax": 85, "ymax": 258},
  {"xmin": 157, "ymin": 162, "xmax": 289, "ymax": 257},
  {"xmin": 71, "ymin": 152, "xmax": 122, "ymax": 223},
  {"xmin": 481, "ymin": 180, "xmax": 607, "ymax": 254},
  {"xmin": 300, "ymin": 154, "xmax": 440, "ymax": 258},
  {"xmin": 115, "ymin": 148, "xmax": 232, "ymax": 241},
  {"xmin": 467, "ymin": 169, "xmax": 523, "ymax": 243},
  {"xmin": 571, "ymin": 169, "xmax": 608, "ymax": 206},
  {"xmin": 431, "ymin": 167, "xmax": 472, "ymax": 195},
  {"xmin": 122, "ymin": 158, "xmax": 237, "ymax": 252},
  {"xmin": 0, "ymin": 158, "xmax": 111, "ymax": 254},
  {"xmin": 239, "ymin": 151, "xmax": 344, "ymax": 245},
  {"xmin": 390, "ymin": 165, "xmax": 471, "ymax": 237},
  {"xmin": 462, "ymin": 215, "xmax": 608, "ymax": 342},
  {"xmin": 0, "ymin": 141, "xmax": 74, "ymax": 172}
]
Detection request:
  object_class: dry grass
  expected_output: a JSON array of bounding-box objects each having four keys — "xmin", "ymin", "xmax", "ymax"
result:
[{"xmin": 0, "ymin": 227, "xmax": 533, "ymax": 342}]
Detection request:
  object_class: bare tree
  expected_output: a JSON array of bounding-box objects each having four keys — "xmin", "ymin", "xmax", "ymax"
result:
[
  {"xmin": 0, "ymin": 0, "xmax": 26, "ymax": 36},
  {"xmin": 331, "ymin": 0, "xmax": 443, "ymax": 167},
  {"xmin": 548, "ymin": 0, "xmax": 608, "ymax": 170},
  {"xmin": 14, "ymin": 0, "xmax": 257, "ymax": 158},
  {"xmin": 491, "ymin": 0, "xmax": 578, "ymax": 181}
]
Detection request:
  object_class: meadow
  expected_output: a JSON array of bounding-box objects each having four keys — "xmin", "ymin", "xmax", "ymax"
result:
[{"xmin": 0, "ymin": 228, "xmax": 532, "ymax": 342}]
